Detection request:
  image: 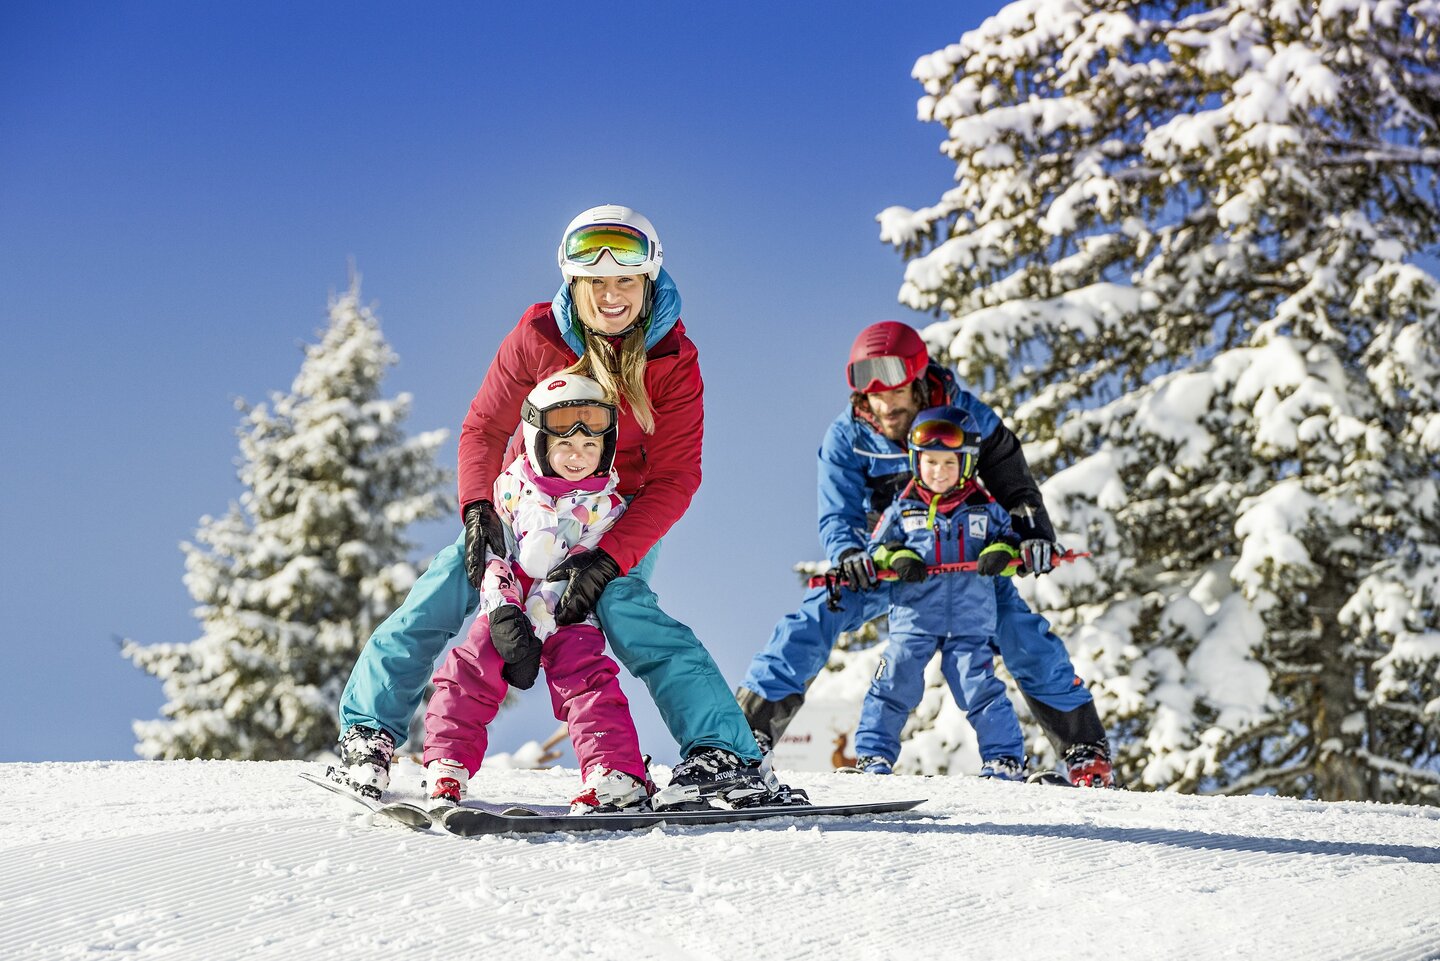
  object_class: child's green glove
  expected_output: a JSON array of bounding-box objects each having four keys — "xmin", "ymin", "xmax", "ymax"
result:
[{"xmin": 874, "ymin": 543, "xmax": 927, "ymax": 583}]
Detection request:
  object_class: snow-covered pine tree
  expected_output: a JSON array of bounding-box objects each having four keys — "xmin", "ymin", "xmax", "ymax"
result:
[
  {"xmin": 864, "ymin": 0, "xmax": 1440, "ymax": 800},
  {"xmin": 124, "ymin": 277, "xmax": 451, "ymax": 761}
]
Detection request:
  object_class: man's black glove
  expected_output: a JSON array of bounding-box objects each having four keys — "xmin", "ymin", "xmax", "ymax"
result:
[
  {"xmin": 488, "ymin": 604, "xmax": 542, "ymax": 690},
  {"xmin": 547, "ymin": 548, "xmax": 622, "ymax": 626},
  {"xmin": 1019, "ymin": 539, "xmax": 1058, "ymax": 576},
  {"xmin": 889, "ymin": 550, "xmax": 927, "ymax": 583},
  {"xmin": 463, "ymin": 500, "xmax": 506, "ymax": 592},
  {"xmin": 838, "ymin": 547, "xmax": 879, "ymax": 591}
]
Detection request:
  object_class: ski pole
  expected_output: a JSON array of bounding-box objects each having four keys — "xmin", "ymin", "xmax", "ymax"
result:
[{"xmin": 809, "ymin": 550, "xmax": 1092, "ymax": 611}]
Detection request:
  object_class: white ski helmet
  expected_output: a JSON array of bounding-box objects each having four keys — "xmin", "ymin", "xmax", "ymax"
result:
[
  {"xmin": 520, "ymin": 373, "xmax": 619, "ymax": 478},
  {"xmin": 557, "ymin": 204, "xmax": 664, "ymax": 280}
]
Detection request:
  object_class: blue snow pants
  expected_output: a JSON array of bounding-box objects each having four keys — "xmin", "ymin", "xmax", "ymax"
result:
[
  {"xmin": 739, "ymin": 576, "xmax": 1092, "ymax": 712},
  {"xmin": 740, "ymin": 581, "xmax": 888, "ymax": 699},
  {"xmin": 339, "ymin": 531, "xmax": 761, "ymax": 762},
  {"xmin": 853, "ymin": 633, "xmax": 1026, "ymax": 764}
]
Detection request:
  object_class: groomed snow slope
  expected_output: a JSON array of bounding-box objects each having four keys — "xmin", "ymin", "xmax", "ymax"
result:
[{"xmin": 2, "ymin": 761, "xmax": 1438, "ymax": 961}]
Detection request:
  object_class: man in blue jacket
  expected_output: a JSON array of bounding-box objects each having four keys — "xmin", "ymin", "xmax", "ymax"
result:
[{"xmin": 736, "ymin": 321, "xmax": 1114, "ymax": 786}]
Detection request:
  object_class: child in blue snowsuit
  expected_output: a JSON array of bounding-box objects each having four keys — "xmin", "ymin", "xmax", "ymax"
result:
[{"xmin": 852, "ymin": 406, "xmax": 1028, "ymax": 779}]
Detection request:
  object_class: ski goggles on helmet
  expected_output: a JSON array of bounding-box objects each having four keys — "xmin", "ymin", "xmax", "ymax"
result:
[
  {"xmin": 847, "ymin": 355, "xmax": 914, "ymax": 393},
  {"xmin": 909, "ymin": 417, "xmax": 978, "ymax": 453},
  {"xmin": 521, "ymin": 398, "xmax": 617, "ymax": 438},
  {"xmin": 562, "ymin": 223, "xmax": 652, "ymax": 269}
]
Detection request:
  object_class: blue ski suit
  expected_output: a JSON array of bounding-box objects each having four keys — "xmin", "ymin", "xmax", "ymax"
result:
[
  {"xmin": 339, "ymin": 270, "xmax": 761, "ymax": 762},
  {"xmin": 739, "ymin": 365, "xmax": 1092, "ymax": 731},
  {"xmin": 853, "ymin": 488, "xmax": 1026, "ymax": 765}
]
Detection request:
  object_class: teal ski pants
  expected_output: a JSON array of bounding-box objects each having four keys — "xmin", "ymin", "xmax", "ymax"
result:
[{"xmin": 339, "ymin": 531, "xmax": 761, "ymax": 762}]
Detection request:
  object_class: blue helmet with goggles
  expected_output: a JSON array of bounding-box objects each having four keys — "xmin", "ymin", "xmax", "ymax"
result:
[{"xmin": 907, "ymin": 407, "xmax": 982, "ymax": 491}]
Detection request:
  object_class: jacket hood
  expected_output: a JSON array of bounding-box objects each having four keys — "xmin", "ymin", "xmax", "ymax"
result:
[{"xmin": 552, "ymin": 267, "xmax": 682, "ymax": 357}]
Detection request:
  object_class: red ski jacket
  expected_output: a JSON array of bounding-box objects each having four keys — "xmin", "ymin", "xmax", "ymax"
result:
[{"xmin": 457, "ymin": 303, "xmax": 704, "ymax": 574}]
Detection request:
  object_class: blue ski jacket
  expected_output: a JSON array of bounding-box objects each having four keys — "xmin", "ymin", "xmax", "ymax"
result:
[
  {"xmin": 870, "ymin": 487, "xmax": 1019, "ymax": 637},
  {"xmin": 816, "ymin": 364, "xmax": 1054, "ymax": 563}
]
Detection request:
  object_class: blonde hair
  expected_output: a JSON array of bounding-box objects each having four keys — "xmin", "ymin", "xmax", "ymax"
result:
[{"xmin": 565, "ymin": 280, "xmax": 655, "ymax": 434}]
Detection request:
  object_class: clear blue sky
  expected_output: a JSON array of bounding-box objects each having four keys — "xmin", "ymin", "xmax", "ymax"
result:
[{"xmin": 1, "ymin": 1, "xmax": 1010, "ymax": 763}]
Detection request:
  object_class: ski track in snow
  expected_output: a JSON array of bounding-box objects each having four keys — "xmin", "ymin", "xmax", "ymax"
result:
[{"xmin": 2, "ymin": 761, "xmax": 1439, "ymax": 961}]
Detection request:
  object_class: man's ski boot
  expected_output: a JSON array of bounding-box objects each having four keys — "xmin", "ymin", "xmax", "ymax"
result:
[
  {"xmin": 569, "ymin": 768, "xmax": 654, "ymax": 815},
  {"xmin": 328, "ymin": 724, "xmax": 396, "ymax": 800},
  {"xmin": 853, "ymin": 755, "xmax": 893, "ymax": 775},
  {"xmin": 979, "ymin": 757, "xmax": 1026, "ymax": 782},
  {"xmin": 652, "ymin": 748, "xmax": 806, "ymax": 810},
  {"xmin": 424, "ymin": 758, "xmax": 468, "ymax": 807},
  {"xmin": 1063, "ymin": 742, "xmax": 1115, "ymax": 788},
  {"xmin": 751, "ymin": 729, "xmax": 774, "ymax": 757}
]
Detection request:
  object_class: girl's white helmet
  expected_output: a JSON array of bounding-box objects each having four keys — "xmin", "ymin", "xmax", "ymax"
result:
[
  {"xmin": 557, "ymin": 204, "xmax": 664, "ymax": 280},
  {"xmin": 519, "ymin": 373, "xmax": 619, "ymax": 478}
]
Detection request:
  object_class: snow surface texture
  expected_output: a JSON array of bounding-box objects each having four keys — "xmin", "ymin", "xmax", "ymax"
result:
[{"xmin": 4, "ymin": 761, "xmax": 1440, "ymax": 960}]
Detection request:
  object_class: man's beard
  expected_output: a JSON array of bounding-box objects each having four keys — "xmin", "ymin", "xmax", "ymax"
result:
[{"xmin": 876, "ymin": 408, "xmax": 917, "ymax": 442}]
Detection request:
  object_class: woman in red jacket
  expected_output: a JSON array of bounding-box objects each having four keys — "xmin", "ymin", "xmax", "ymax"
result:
[{"xmin": 334, "ymin": 205, "xmax": 787, "ymax": 811}]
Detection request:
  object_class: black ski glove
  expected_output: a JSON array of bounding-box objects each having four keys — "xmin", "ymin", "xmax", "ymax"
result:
[
  {"xmin": 838, "ymin": 547, "xmax": 879, "ymax": 591},
  {"xmin": 889, "ymin": 551, "xmax": 927, "ymax": 583},
  {"xmin": 488, "ymin": 604, "xmax": 542, "ymax": 690},
  {"xmin": 463, "ymin": 500, "xmax": 506, "ymax": 592},
  {"xmin": 1019, "ymin": 539, "xmax": 1058, "ymax": 576},
  {"xmin": 976, "ymin": 543, "xmax": 1020, "ymax": 577},
  {"xmin": 547, "ymin": 548, "xmax": 622, "ymax": 626}
]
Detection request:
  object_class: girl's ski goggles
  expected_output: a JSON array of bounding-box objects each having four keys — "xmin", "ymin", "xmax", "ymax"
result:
[
  {"xmin": 521, "ymin": 399, "xmax": 617, "ymax": 437},
  {"xmin": 562, "ymin": 223, "xmax": 652, "ymax": 269},
  {"xmin": 847, "ymin": 355, "xmax": 913, "ymax": 393}
]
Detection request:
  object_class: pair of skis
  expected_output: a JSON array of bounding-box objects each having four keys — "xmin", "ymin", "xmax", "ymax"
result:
[{"xmin": 300, "ymin": 771, "xmax": 926, "ymax": 837}]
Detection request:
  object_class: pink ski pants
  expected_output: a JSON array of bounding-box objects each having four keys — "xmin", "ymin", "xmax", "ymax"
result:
[{"xmin": 423, "ymin": 616, "xmax": 645, "ymax": 782}]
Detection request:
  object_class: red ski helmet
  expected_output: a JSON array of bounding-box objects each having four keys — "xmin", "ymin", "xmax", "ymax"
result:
[{"xmin": 847, "ymin": 321, "xmax": 929, "ymax": 393}]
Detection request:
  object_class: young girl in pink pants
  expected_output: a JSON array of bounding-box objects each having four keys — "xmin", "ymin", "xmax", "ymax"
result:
[{"xmin": 423, "ymin": 374, "xmax": 650, "ymax": 814}]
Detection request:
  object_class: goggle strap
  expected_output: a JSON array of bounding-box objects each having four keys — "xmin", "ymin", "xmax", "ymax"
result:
[{"xmin": 520, "ymin": 398, "xmax": 541, "ymax": 430}]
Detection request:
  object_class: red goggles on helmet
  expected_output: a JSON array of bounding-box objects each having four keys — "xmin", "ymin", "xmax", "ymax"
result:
[
  {"xmin": 909, "ymin": 418, "xmax": 975, "ymax": 451},
  {"xmin": 847, "ymin": 355, "xmax": 916, "ymax": 393}
]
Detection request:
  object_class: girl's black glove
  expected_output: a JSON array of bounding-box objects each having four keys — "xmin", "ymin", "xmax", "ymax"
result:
[
  {"xmin": 488, "ymin": 605, "xmax": 542, "ymax": 690},
  {"xmin": 547, "ymin": 548, "xmax": 622, "ymax": 626}
]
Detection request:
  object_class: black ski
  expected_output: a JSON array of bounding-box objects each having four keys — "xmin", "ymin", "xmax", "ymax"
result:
[
  {"xmin": 298, "ymin": 770, "xmax": 436, "ymax": 830},
  {"xmin": 439, "ymin": 797, "xmax": 927, "ymax": 837}
]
